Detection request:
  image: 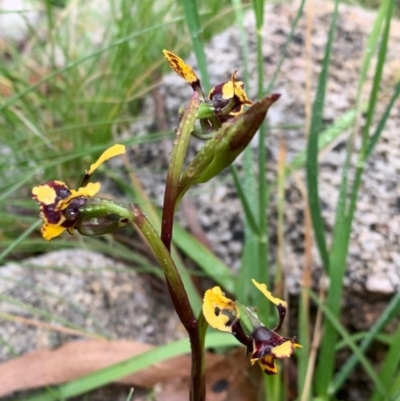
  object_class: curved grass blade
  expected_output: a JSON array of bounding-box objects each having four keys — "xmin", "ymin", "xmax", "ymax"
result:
[
  {"xmin": 331, "ymin": 292, "xmax": 400, "ymax": 395},
  {"xmin": 309, "ymin": 290, "xmax": 387, "ymax": 398}
]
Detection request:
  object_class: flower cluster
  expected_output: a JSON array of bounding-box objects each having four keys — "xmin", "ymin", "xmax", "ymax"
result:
[
  {"xmin": 162, "ymin": 50, "xmax": 280, "ymax": 201},
  {"xmin": 203, "ymin": 279, "xmax": 301, "ymax": 375},
  {"xmin": 163, "ymin": 50, "xmax": 252, "ymax": 124},
  {"xmin": 32, "ymin": 144, "xmax": 127, "ymax": 240}
]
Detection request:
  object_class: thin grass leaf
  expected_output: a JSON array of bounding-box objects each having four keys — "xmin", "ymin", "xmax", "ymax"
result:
[
  {"xmin": 172, "ymin": 224, "xmax": 235, "ymax": 293},
  {"xmin": 231, "ymin": 0, "xmax": 260, "ymax": 306},
  {"xmin": 0, "ymin": 294, "xmax": 102, "ymax": 339},
  {"xmin": 367, "ymin": 80, "xmax": 400, "ymax": 158},
  {"xmin": 315, "ymin": 0, "xmax": 393, "ymax": 393},
  {"xmin": 369, "ymin": 321, "xmax": 400, "ymax": 401},
  {"xmin": 0, "ymin": 137, "xmax": 144, "ymax": 202},
  {"xmin": 180, "ymin": 0, "xmax": 210, "ymax": 89},
  {"xmin": 360, "ymin": 0, "xmax": 392, "ymax": 146},
  {"xmin": 266, "ymin": 0, "xmax": 306, "ymax": 92},
  {"xmin": 336, "ymin": 332, "xmax": 393, "ymax": 349},
  {"xmin": 252, "ymin": 0, "xmax": 264, "ymax": 28},
  {"xmin": 229, "ymin": 0, "xmax": 260, "ymax": 271},
  {"xmin": 331, "ymin": 0, "xmax": 393, "ymax": 373},
  {"xmin": 231, "ymin": 167, "xmax": 260, "ymax": 236},
  {"xmin": 331, "ymin": 292, "xmax": 400, "ymax": 394},
  {"xmin": 253, "ymin": 0, "xmax": 270, "ymax": 326},
  {"xmin": 0, "ymin": 220, "xmax": 41, "ymax": 262},
  {"xmin": 231, "ymin": 0, "xmax": 250, "ymax": 84},
  {"xmin": 0, "ymin": 17, "xmax": 185, "ymax": 112},
  {"xmin": 306, "ymin": 0, "xmax": 339, "ymax": 274},
  {"xmin": 297, "ymin": 288, "xmax": 311, "ymax": 398},
  {"xmin": 309, "ymin": 290, "xmax": 387, "ymax": 398},
  {"xmin": 287, "ymin": 109, "xmax": 357, "ymax": 174}
]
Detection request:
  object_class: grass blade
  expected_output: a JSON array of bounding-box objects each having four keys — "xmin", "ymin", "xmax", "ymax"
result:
[
  {"xmin": 287, "ymin": 109, "xmax": 357, "ymax": 174},
  {"xmin": 173, "ymin": 224, "xmax": 235, "ymax": 293},
  {"xmin": 0, "ymin": 18, "xmax": 185, "ymax": 112},
  {"xmin": 309, "ymin": 290, "xmax": 387, "ymax": 398},
  {"xmin": 230, "ymin": 167, "xmax": 260, "ymax": 236},
  {"xmin": 369, "ymin": 321, "xmax": 400, "ymax": 401},
  {"xmin": 367, "ymin": 80, "xmax": 400, "ymax": 158},
  {"xmin": 331, "ymin": 292, "xmax": 400, "ymax": 394},
  {"xmin": 315, "ymin": 0, "xmax": 393, "ymax": 393},
  {"xmin": 180, "ymin": 0, "xmax": 210, "ymax": 89},
  {"xmin": 306, "ymin": 0, "xmax": 339, "ymax": 274}
]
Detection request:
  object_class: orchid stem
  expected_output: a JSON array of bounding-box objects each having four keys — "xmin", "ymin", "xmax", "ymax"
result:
[{"xmin": 159, "ymin": 93, "xmax": 205, "ymax": 401}]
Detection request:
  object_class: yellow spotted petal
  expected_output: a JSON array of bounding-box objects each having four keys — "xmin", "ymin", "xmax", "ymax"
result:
[
  {"xmin": 233, "ymin": 81, "xmax": 252, "ymax": 105},
  {"xmin": 202, "ymin": 286, "xmax": 239, "ymax": 332},
  {"xmin": 257, "ymin": 355, "xmax": 277, "ymax": 375},
  {"xmin": 163, "ymin": 49, "xmax": 199, "ymax": 85},
  {"xmin": 221, "ymin": 79, "xmax": 235, "ymax": 100},
  {"xmin": 271, "ymin": 340, "xmax": 300, "ymax": 359},
  {"xmin": 71, "ymin": 182, "xmax": 101, "ymax": 197},
  {"xmin": 58, "ymin": 182, "xmax": 101, "ymax": 210},
  {"xmin": 87, "ymin": 144, "xmax": 126, "ymax": 176},
  {"xmin": 42, "ymin": 223, "xmax": 67, "ymax": 241},
  {"xmin": 32, "ymin": 180, "xmax": 67, "ymax": 205},
  {"xmin": 251, "ymin": 279, "xmax": 287, "ymax": 308}
]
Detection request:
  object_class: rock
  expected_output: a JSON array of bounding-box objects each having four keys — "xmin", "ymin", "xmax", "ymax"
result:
[
  {"xmin": 0, "ymin": 0, "xmax": 40, "ymax": 43},
  {"xmin": 0, "ymin": 250, "xmax": 181, "ymax": 363},
  {"xmin": 366, "ymin": 275, "xmax": 395, "ymax": 294}
]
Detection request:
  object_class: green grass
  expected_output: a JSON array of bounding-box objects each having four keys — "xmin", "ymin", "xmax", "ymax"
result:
[{"xmin": 1, "ymin": 0, "xmax": 400, "ymax": 400}]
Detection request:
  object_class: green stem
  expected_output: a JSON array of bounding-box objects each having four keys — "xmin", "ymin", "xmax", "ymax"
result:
[
  {"xmin": 159, "ymin": 93, "xmax": 205, "ymax": 401},
  {"xmin": 132, "ymin": 205, "xmax": 193, "ymax": 316},
  {"xmin": 161, "ymin": 93, "xmax": 200, "ymax": 249},
  {"xmin": 132, "ymin": 205, "xmax": 205, "ymax": 401}
]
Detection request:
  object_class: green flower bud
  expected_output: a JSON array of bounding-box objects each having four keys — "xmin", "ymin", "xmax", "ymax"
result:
[
  {"xmin": 177, "ymin": 94, "xmax": 280, "ymax": 200},
  {"xmin": 76, "ymin": 198, "xmax": 133, "ymax": 236}
]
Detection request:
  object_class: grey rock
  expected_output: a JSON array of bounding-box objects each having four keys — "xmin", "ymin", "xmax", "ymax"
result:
[{"xmin": 0, "ymin": 250, "xmax": 181, "ymax": 363}]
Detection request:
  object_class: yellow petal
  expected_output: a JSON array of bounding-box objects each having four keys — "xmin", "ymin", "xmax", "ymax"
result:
[
  {"xmin": 202, "ymin": 286, "xmax": 239, "ymax": 332},
  {"xmin": 271, "ymin": 340, "xmax": 297, "ymax": 359},
  {"xmin": 251, "ymin": 279, "xmax": 287, "ymax": 308},
  {"xmin": 87, "ymin": 144, "xmax": 126, "ymax": 176},
  {"xmin": 221, "ymin": 78, "xmax": 235, "ymax": 100},
  {"xmin": 257, "ymin": 355, "xmax": 277, "ymax": 375},
  {"xmin": 41, "ymin": 223, "xmax": 67, "ymax": 241},
  {"xmin": 163, "ymin": 49, "xmax": 199, "ymax": 85},
  {"xmin": 233, "ymin": 82, "xmax": 252, "ymax": 105},
  {"xmin": 70, "ymin": 182, "xmax": 101, "ymax": 198},
  {"xmin": 58, "ymin": 182, "xmax": 101, "ymax": 210},
  {"xmin": 32, "ymin": 180, "xmax": 68, "ymax": 205}
]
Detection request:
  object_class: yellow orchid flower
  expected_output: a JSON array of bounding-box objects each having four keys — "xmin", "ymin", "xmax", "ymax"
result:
[{"xmin": 32, "ymin": 144, "xmax": 125, "ymax": 240}]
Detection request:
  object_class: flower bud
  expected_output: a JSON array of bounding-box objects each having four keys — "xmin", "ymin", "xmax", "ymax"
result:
[{"xmin": 177, "ymin": 94, "xmax": 280, "ymax": 199}]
